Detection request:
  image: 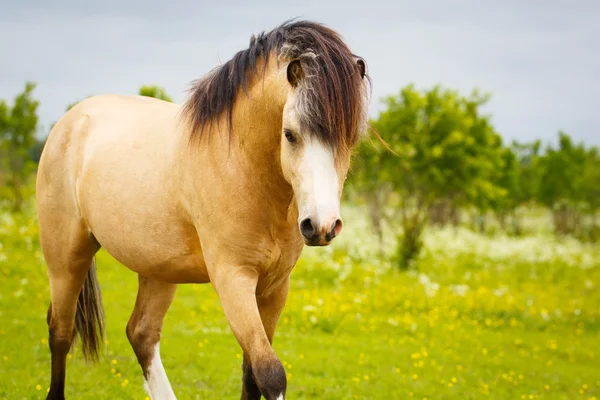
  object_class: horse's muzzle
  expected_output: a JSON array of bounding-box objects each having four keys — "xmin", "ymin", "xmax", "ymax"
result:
[{"xmin": 299, "ymin": 217, "xmax": 343, "ymax": 246}]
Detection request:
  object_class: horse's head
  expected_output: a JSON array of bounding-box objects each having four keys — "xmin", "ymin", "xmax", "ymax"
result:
[
  {"xmin": 278, "ymin": 40, "xmax": 369, "ymax": 246},
  {"xmin": 181, "ymin": 21, "xmax": 370, "ymax": 247}
]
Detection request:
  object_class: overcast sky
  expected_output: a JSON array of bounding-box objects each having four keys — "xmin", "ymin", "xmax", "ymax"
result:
[{"xmin": 1, "ymin": 0, "xmax": 598, "ymax": 146}]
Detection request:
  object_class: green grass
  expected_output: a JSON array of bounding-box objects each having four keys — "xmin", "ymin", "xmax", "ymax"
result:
[{"xmin": 1, "ymin": 205, "xmax": 599, "ymax": 399}]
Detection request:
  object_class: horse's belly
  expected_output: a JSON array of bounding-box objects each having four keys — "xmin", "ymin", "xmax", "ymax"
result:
[
  {"xmin": 84, "ymin": 202, "xmax": 208, "ymax": 280},
  {"xmin": 90, "ymin": 218, "xmax": 210, "ymax": 284}
]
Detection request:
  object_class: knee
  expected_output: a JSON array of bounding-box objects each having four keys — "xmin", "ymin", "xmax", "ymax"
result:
[
  {"xmin": 47, "ymin": 312, "xmax": 75, "ymax": 354},
  {"xmin": 126, "ymin": 321, "xmax": 159, "ymax": 365},
  {"xmin": 48, "ymin": 326, "xmax": 73, "ymax": 355},
  {"xmin": 252, "ymin": 358, "xmax": 286, "ymax": 400}
]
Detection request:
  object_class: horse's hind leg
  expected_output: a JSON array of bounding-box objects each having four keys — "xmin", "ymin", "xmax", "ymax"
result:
[
  {"xmin": 41, "ymin": 216, "xmax": 100, "ymax": 400},
  {"xmin": 126, "ymin": 276, "xmax": 177, "ymax": 400}
]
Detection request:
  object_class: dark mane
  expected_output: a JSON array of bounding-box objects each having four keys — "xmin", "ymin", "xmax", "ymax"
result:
[{"xmin": 181, "ymin": 19, "xmax": 370, "ymax": 152}]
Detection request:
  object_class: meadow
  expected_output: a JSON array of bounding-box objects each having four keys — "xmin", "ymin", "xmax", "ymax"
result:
[{"xmin": 0, "ymin": 202, "xmax": 599, "ymax": 399}]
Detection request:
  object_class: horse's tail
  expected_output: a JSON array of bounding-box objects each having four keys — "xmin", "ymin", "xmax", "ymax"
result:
[{"xmin": 75, "ymin": 257, "xmax": 105, "ymax": 362}]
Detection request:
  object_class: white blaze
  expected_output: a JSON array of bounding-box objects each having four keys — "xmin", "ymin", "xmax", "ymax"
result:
[{"xmin": 296, "ymin": 137, "xmax": 339, "ymax": 225}]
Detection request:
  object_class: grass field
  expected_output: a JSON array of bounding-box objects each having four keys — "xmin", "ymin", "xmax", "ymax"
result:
[{"xmin": 1, "ymin": 204, "xmax": 599, "ymax": 399}]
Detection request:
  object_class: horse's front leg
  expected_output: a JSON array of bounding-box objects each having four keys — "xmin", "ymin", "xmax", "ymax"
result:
[
  {"xmin": 211, "ymin": 266, "xmax": 286, "ymax": 400},
  {"xmin": 241, "ymin": 277, "xmax": 290, "ymax": 400}
]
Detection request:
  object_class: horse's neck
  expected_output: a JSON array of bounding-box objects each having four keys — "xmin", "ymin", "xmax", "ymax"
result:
[
  {"xmin": 178, "ymin": 95, "xmax": 295, "ymax": 227},
  {"xmin": 231, "ymin": 101, "xmax": 294, "ymax": 216}
]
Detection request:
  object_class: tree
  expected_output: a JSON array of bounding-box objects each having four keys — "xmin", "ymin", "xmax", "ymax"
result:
[
  {"xmin": 491, "ymin": 146, "xmax": 520, "ymax": 232},
  {"xmin": 495, "ymin": 140, "xmax": 543, "ymax": 235},
  {"xmin": 581, "ymin": 146, "xmax": 600, "ymax": 240},
  {"xmin": 139, "ymin": 85, "xmax": 173, "ymax": 102},
  {"xmin": 66, "ymin": 100, "xmax": 81, "ymax": 111},
  {"xmin": 538, "ymin": 132, "xmax": 588, "ymax": 236},
  {"xmin": 512, "ymin": 140, "xmax": 542, "ymax": 206},
  {"xmin": 459, "ymin": 91, "xmax": 506, "ymax": 233},
  {"xmin": 347, "ymin": 136, "xmax": 394, "ymax": 253},
  {"xmin": 350, "ymin": 84, "xmax": 505, "ymax": 268},
  {"xmin": 0, "ymin": 100, "xmax": 10, "ymax": 199},
  {"xmin": 0, "ymin": 82, "xmax": 40, "ymax": 211}
]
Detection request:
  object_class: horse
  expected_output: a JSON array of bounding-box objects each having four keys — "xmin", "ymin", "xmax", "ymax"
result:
[{"xmin": 36, "ymin": 19, "xmax": 370, "ymax": 400}]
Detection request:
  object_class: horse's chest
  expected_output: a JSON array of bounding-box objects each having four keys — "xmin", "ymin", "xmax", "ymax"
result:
[{"xmin": 256, "ymin": 241, "xmax": 303, "ymax": 297}]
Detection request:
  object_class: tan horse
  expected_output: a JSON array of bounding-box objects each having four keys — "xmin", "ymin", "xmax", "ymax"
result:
[{"xmin": 36, "ymin": 20, "xmax": 370, "ymax": 400}]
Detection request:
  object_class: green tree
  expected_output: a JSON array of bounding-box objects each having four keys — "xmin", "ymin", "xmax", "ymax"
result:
[
  {"xmin": 460, "ymin": 92, "xmax": 506, "ymax": 233},
  {"xmin": 348, "ymin": 137, "xmax": 394, "ymax": 253},
  {"xmin": 139, "ymin": 85, "xmax": 173, "ymax": 102},
  {"xmin": 0, "ymin": 82, "xmax": 40, "ymax": 211},
  {"xmin": 581, "ymin": 147, "xmax": 600, "ymax": 240},
  {"xmin": 496, "ymin": 140, "xmax": 543, "ymax": 235},
  {"xmin": 512, "ymin": 140, "xmax": 542, "ymax": 206},
  {"xmin": 538, "ymin": 132, "xmax": 588, "ymax": 236},
  {"xmin": 66, "ymin": 100, "xmax": 81, "ymax": 111},
  {"xmin": 491, "ymin": 146, "xmax": 520, "ymax": 232},
  {"xmin": 351, "ymin": 84, "xmax": 505, "ymax": 268},
  {"xmin": 0, "ymin": 100, "xmax": 10, "ymax": 199},
  {"xmin": 28, "ymin": 137, "xmax": 46, "ymax": 164}
]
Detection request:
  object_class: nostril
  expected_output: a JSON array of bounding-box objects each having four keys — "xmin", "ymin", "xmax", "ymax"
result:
[
  {"xmin": 325, "ymin": 219, "xmax": 343, "ymax": 242},
  {"xmin": 332, "ymin": 218, "xmax": 343, "ymax": 237},
  {"xmin": 300, "ymin": 218, "xmax": 316, "ymax": 239}
]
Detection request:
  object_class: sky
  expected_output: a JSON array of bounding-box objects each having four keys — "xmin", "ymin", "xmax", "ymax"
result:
[{"xmin": 1, "ymin": 0, "xmax": 599, "ymax": 146}]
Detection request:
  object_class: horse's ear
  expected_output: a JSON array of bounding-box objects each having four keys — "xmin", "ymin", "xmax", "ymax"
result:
[
  {"xmin": 287, "ymin": 60, "xmax": 304, "ymax": 87},
  {"xmin": 356, "ymin": 58, "xmax": 366, "ymax": 79}
]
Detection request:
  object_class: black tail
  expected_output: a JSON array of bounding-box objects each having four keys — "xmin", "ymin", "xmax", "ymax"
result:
[{"xmin": 75, "ymin": 258, "xmax": 105, "ymax": 362}]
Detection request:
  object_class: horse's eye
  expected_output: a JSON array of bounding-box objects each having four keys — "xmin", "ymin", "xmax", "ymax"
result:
[{"xmin": 284, "ymin": 130, "xmax": 296, "ymax": 143}]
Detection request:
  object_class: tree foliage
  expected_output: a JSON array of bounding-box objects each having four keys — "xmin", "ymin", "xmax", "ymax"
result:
[
  {"xmin": 351, "ymin": 84, "xmax": 506, "ymax": 267},
  {"xmin": 537, "ymin": 132, "xmax": 599, "ymax": 237},
  {"xmin": 139, "ymin": 85, "xmax": 173, "ymax": 102},
  {"xmin": 350, "ymin": 84, "xmax": 600, "ymax": 268},
  {"xmin": 0, "ymin": 82, "xmax": 40, "ymax": 211},
  {"xmin": 491, "ymin": 140, "xmax": 543, "ymax": 234}
]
